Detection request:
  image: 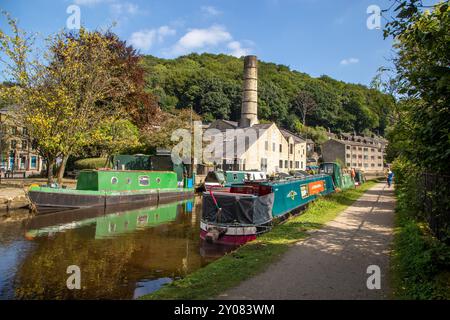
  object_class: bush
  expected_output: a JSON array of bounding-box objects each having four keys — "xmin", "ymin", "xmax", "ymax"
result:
[{"xmin": 73, "ymin": 158, "xmax": 110, "ymax": 170}]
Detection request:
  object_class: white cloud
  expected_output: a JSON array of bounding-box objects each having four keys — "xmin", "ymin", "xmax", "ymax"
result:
[
  {"xmin": 74, "ymin": 0, "xmax": 111, "ymax": 6},
  {"xmin": 170, "ymin": 25, "xmax": 233, "ymax": 55},
  {"xmin": 111, "ymin": 2, "xmax": 139, "ymax": 15},
  {"xmin": 340, "ymin": 57, "xmax": 359, "ymax": 65},
  {"xmin": 227, "ymin": 41, "xmax": 251, "ymax": 57},
  {"xmin": 201, "ymin": 6, "xmax": 221, "ymax": 16},
  {"xmin": 129, "ymin": 26, "xmax": 176, "ymax": 51}
]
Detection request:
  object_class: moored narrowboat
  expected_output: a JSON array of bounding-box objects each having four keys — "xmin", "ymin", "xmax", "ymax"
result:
[
  {"xmin": 202, "ymin": 170, "xmax": 267, "ymax": 191},
  {"xmin": 28, "ymin": 169, "xmax": 194, "ymax": 214},
  {"xmin": 319, "ymin": 162, "xmax": 355, "ymax": 190},
  {"xmin": 200, "ymin": 174, "xmax": 334, "ymax": 245}
]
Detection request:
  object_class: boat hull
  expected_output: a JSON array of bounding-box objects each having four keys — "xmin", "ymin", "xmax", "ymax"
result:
[
  {"xmin": 28, "ymin": 189, "xmax": 194, "ymax": 214},
  {"xmin": 200, "ymin": 221, "xmax": 258, "ymax": 245}
]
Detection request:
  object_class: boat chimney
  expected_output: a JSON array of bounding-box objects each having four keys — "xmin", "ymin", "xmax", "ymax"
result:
[{"xmin": 239, "ymin": 55, "xmax": 258, "ymax": 127}]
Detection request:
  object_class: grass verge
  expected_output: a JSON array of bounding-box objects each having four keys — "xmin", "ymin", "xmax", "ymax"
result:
[
  {"xmin": 141, "ymin": 180, "xmax": 377, "ymax": 300},
  {"xmin": 391, "ymin": 200, "xmax": 450, "ymax": 299}
]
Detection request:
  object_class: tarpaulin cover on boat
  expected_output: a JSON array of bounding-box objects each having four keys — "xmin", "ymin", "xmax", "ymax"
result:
[{"xmin": 202, "ymin": 192, "xmax": 274, "ymax": 225}]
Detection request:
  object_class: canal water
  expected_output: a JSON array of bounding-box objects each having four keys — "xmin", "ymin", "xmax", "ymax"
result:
[{"xmin": 0, "ymin": 197, "xmax": 236, "ymax": 299}]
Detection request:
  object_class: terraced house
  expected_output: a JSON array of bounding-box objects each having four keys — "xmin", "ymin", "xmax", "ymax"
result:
[
  {"xmin": 322, "ymin": 132, "xmax": 387, "ymax": 174},
  {"xmin": 0, "ymin": 108, "xmax": 44, "ymax": 177}
]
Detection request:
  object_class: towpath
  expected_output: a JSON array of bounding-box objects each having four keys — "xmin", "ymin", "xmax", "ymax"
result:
[{"xmin": 219, "ymin": 182, "xmax": 395, "ymax": 300}]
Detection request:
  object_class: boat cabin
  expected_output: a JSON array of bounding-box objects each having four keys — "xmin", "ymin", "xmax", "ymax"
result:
[{"xmin": 76, "ymin": 170, "xmax": 180, "ymax": 192}]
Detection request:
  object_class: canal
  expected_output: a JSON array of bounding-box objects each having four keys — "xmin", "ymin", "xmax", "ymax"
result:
[{"xmin": 0, "ymin": 197, "xmax": 236, "ymax": 299}]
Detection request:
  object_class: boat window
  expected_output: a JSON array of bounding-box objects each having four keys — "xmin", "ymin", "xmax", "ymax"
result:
[
  {"xmin": 127, "ymin": 177, "xmax": 132, "ymax": 184},
  {"xmin": 320, "ymin": 163, "xmax": 334, "ymax": 174},
  {"xmin": 233, "ymin": 173, "xmax": 238, "ymax": 181},
  {"xmin": 139, "ymin": 176, "xmax": 149, "ymax": 186},
  {"xmin": 111, "ymin": 177, "xmax": 118, "ymax": 184},
  {"xmin": 205, "ymin": 172, "xmax": 219, "ymax": 183},
  {"xmin": 156, "ymin": 177, "xmax": 161, "ymax": 184}
]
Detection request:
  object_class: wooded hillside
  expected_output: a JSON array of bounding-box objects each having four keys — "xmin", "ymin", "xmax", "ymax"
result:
[{"xmin": 142, "ymin": 53, "xmax": 395, "ymax": 136}]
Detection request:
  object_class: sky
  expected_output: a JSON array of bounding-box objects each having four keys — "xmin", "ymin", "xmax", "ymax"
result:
[{"xmin": 0, "ymin": 0, "xmax": 401, "ymax": 85}]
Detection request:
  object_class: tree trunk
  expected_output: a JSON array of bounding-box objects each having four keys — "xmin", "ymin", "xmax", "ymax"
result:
[
  {"xmin": 46, "ymin": 159, "xmax": 55, "ymax": 184},
  {"xmin": 57, "ymin": 154, "xmax": 69, "ymax": 185}
]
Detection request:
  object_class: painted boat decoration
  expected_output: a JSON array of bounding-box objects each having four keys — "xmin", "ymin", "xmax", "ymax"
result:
[
  {"xmin": 200, "ymin": 174, "xmax": 334, "ymax": 245},
  {"xmin": 28, "ymin": 169, "xmax": 194, "ymax": 214}
]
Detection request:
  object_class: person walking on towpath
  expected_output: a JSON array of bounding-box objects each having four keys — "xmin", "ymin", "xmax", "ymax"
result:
[{"xmin": 387, "ymin": 170, "xmax": 394, "ymax": 188}]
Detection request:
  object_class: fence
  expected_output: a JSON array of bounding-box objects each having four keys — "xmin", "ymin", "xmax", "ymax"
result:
[{"xmin": 420, "ymin": 172, "xmax": 450, "ymax": 243}]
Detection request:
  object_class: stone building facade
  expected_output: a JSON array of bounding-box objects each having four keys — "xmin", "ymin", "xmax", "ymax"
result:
[
  {"xmin": 0, "ymin": 108, "xmax": 44, "ymax": 177},
  {"xmin": 322, "ymin": 133, "xmax": 387, "ymax": 173}
]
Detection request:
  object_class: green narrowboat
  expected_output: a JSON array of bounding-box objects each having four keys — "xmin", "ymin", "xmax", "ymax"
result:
[
  {"xmin": 28, "ymin": 169, "xmax": 194, "ymax": 214},
  {"xmin": 319, "ymin": 162, "xmax": 355, "ymax": 190}
]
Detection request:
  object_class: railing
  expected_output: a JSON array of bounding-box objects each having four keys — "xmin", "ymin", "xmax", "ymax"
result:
[{"xmin": 420, "ymin": 172, "xmax": 450, "ymax": 243}]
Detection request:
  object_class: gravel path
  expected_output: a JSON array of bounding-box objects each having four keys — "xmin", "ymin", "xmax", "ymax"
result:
[{"xmin": 219, "ymin": 182, "xmax": 395, "ymax": 300}]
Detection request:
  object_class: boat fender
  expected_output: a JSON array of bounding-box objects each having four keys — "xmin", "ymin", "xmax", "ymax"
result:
[{"xmin": 205, "ymin": 227, "xmax": 227, "ymax": 244}]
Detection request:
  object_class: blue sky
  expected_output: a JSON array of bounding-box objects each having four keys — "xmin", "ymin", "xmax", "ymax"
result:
[{"xmin": 1, "ymin": 0, "xmax": 401, "ymax": 85}]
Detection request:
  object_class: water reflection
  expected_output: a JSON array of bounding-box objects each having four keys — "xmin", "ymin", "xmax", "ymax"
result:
[{"xmin": 0, "ymin": 197, "xmax": 238, "ymax": 300}]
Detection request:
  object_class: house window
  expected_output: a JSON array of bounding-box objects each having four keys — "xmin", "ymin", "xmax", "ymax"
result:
[
  {"xmin": 301, "ymin": 161, "xmax": 303, "ymax": 169},
  {"xmin": 295, "ymin": 161, "xmax": 299, "ymax": 169},
  {"xmin": 23, "ymin": 128, "xmax": 28, "ymax": 136},
  {"xmin": 290, "ymin": 161, "xmax": 293, "ymax": 168},
  {"xmin": 284, "ymin": 160, "xmax": 288, "ymax": 168},
  {"xmin": 10, "ymin": 140, "xmax": 17, "ymax": 149},
  {"xmin": 139, "ymin": 176, "xmax": 149, "ymax": 186},
  {"xmin": 261, "ymin": 158, "xmax": 268, "ymax": 171},
  {"xmin": 290, "ymin": 144, "xmax": 293, "ymax": 154},
  {"xmin": 22, "ymin": 140, "xmax": 28, "ymax": 150},
  {"xmin": 265, "ymin": 141, "xmax": 268, "ymax": 151},
  {"xmin": 346, "ymin": 154, "xmax": 351, "ymax": 158},
  {"xmin": 272, "ymin": 143, "xmax": 276, "ymax": 152},
  {"xmin": 347, "ymin": 163, "xmax": 351, "ymax": 167},
  {"xmin": 279, "ymin": 144, "xmax": 282, "ymax": 152},
  {"xmin": 30, "ymin": 156, "xmax": 37, "ymax": 169},
  {"xmin": 279, "ymin": 160, "xmax": 283, "ymax": 168},
  {"xmin": 11, "ymin": 127, "xmax": 17, "ymax": 135},
  {"xmin": 346, "ymin": 145, "xmax": 351, "ymax": 150}
]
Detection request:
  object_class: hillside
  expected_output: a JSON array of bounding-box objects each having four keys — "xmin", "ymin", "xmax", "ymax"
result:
[{"xmin": 142, "ymin": 53, "xmax": 395, "ymax": 136}]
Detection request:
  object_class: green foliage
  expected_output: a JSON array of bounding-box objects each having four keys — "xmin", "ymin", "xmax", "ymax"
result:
[
  {"xmin": 384, "ymin": 1, "xmax": 450, "ymax": 173},
  {"xmin": 293, "ymin": 120, "xmax": 328, "ymax": 145},
  {"xmin": 142, "ymin": 53, "xmax": 394, "ymax": 135},
  {"xmin": 74, "ymin": 157, "xmax": 111, "ymax": 170}
]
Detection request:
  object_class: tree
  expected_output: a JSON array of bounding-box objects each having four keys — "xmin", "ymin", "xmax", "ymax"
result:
[
  {"xmin": 141, "ymin": 108, "xmax": 201, "ymax": 150},
  {"xmin": 291, "ymin": 90, "xmax": 317, "ymax": 126},
  {"xmin": 0, "ymin": 14, "xmax": 154, "ymax": 183},
  {"xmin": 384, "ymin": 1, "xmax": 450, "ymax": 172}
]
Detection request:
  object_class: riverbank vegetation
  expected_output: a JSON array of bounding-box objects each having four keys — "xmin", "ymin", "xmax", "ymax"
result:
[
  {"xmin": 383, "ymin": 1, "xmax": 450, "ymax": 299},
  {"xmin": 141, "ymin": 180, "xmax": 376, "ymax": 300}
]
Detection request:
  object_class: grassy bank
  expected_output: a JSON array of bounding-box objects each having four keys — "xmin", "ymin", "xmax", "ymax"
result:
[
  {"xmin": 141, "ymin": 180, "xmax": 377, "ymax": 300},
  {"xmin": 391, "ymin": 197, "xmax": 450, "ymax": 299}
]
